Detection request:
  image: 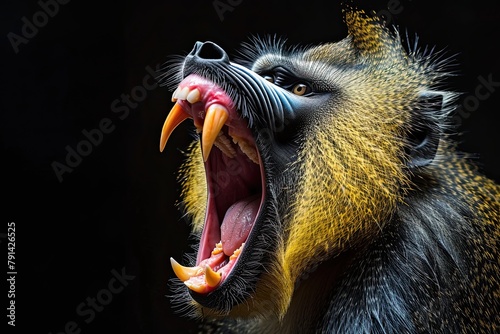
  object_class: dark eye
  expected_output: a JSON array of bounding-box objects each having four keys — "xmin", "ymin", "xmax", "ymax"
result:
[
  {"xmin": 261, "ymin": 67, "xmax": 314, "ymax": 96},
  {"xmin": 292, "ymin": 83, "xmax": 311, "ymax": 96}
]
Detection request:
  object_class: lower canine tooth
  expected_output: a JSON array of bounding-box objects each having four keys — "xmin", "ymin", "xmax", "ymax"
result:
[
  {"xmin": 205, "ymin": 265, "xmax": 222, "ymax": 288},
  {"xmin": 170, "ymin": 257, "xmax": 203, "ymax": 282}
]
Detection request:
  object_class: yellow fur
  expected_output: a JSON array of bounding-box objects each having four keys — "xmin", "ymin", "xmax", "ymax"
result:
[{"xmin": 179, "ymin": 142, "xmax": 206, "ymax": 234}]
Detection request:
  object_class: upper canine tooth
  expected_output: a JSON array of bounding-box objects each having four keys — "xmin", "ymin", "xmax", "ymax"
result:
[
  {"xmin": 177, "ymin": 86, "xmax": 190, "ymax": 100},
  {"xmin": 187, "ymin": 88, "xmax": 201, "ymax": 103},
  {"xmin": 159, "ymin": 102, "xmax": 191, "ymax": 152},
  {"xmin": 170, "ymin": 257, "xmax": 203, "ymax": 282},
  {"xmin": 202, "ymin": 104, "xmax": 229, "ymax": 162}
]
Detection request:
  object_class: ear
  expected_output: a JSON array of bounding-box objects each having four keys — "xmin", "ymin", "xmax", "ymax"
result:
[
  {"xmin": 343, "ymin": 8, "xmax": 389, "ymax": 56},
  {"xmin": 406, "ymin": 91, "xmax": 444, "ymax": 168}
]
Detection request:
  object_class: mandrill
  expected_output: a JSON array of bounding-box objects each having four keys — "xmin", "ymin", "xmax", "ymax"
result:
[{"xmin": 158, "ymin": 8, "xmax": 500, "ymax": 334}]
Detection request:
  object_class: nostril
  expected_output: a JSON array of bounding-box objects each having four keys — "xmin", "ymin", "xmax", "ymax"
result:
[
  {"xmin": 188, "ymin": 41, "xmax": 229, "ymax": 64},
  {"xmin": 197, "ymin": 42, "xmax": 225, "ymax": 60}
]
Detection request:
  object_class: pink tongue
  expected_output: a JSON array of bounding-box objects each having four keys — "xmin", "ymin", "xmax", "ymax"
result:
[{"xmin": 221, "ymin": 195, "xmax": 260, "ymax": 256}]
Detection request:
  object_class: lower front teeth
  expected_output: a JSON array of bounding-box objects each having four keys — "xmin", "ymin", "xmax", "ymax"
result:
[
  {"xmin": 230, "ymin": 243, "xmax": 245, "ymax": 260},
  {"xmin": 170, "ymin": 241, "xmax": 244, "ymax": 293}
]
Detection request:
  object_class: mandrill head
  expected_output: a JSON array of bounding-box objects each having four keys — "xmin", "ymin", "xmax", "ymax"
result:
[{"xmin": 159, "ymin": 9, "xmax": 453, "ymax": 322}]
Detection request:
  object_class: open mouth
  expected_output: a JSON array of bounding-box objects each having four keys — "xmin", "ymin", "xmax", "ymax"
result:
[{"xmin": 160, "ymin": 74, "xmax": 265, "ymax": 294}]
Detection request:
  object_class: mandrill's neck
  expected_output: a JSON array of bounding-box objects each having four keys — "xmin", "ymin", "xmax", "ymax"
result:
[
  {"xmin": 225, "ymin": 250, "xmax": 359, "ymax": 334},
  {"xmin": 277, "ymin": 251, "xmax": 357, "ymax": 333}
]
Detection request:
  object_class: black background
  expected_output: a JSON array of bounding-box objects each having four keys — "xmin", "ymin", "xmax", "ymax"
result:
[{"xmin": 2, "ymin": 0, "xmax": 499, "ymax": 333}]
